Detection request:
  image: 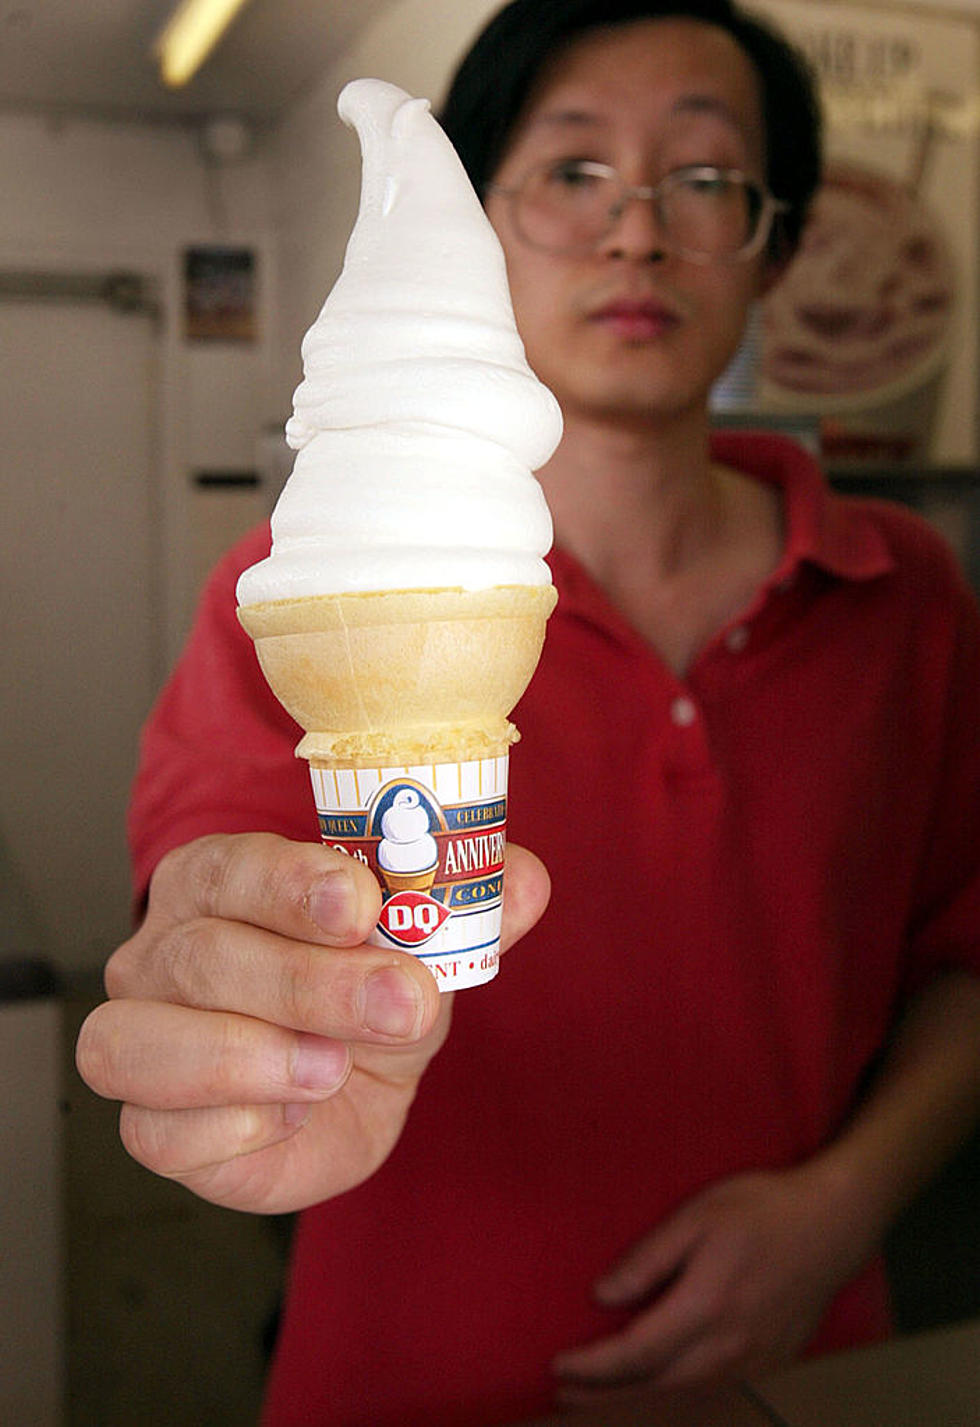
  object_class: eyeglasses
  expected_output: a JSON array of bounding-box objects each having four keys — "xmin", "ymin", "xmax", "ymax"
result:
[{"xmin": 487, "ymin": 160, "xmax": 789, "ymax": 264}]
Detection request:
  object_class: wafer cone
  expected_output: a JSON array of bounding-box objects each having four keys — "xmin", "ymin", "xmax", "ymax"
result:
[{"xmin": 236, "ymin": 584, "xmax": 556, "ymax": 768}]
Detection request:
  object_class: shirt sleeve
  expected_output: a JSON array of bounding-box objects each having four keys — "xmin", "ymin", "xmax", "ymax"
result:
[
  {"xmin": 904, "ymin": 549, "xmax": 980, "ymax": 992},
  {"xmin": 127, "ymin": 526, "xmax": 316, "ymax": 908}
]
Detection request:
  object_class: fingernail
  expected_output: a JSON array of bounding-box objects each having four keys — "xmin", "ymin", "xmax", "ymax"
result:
[
  {"xmin": 282, "ymin": 1102, "xmax": 312, "ymax": 1128},
  {"xmin": 292, "ymin": 1035, "xmax": 350, "ymax": 1090},
  {"xmin": 363, "ymin": 966, "xmax": 423, "ymax": 1038},
  {"xmin": 308, "ymin": 869, "xmax": 355, "ymax": 938}
]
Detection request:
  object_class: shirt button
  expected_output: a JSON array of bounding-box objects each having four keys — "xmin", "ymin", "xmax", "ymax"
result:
[
  {"xmin": 670, "ymin": 695, "xmax": 698, "ymax": 727},
  {"xmin": 725, "ymin": 625, "xmax": 749, "ymax": 653}
]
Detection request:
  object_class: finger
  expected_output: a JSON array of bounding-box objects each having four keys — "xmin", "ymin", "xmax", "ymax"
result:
[
  {"xmin": 594, "ymin": 1211, "xmax": 699, "ymax": 1306},
  {"xmin": 553, "ymin": 1278, "xmax": 708, "ymax": 1387},
  {"xmin": 76, "ymin": 998, "xmax": 352, "ymax": 1109},
  {"xmin": 499, "ymin": 844, "xmax": 551, "ymax": 952},
  {"xmin": 553, "ymin": 1330, "xmax": 672, "ymax": 1389},
  {"xmin": 139, "ymin": 833, "xmax": 383, "ymax": 950},
  {"xmin": 109, "ymin": 916, "xmax": 439, "ymax": 1044},
  {"xmin": 141, "ymin": 835, "xmax": 549, "ymax": 957},
  {"xmin": 116, "ymin": 1093, "xmax": 383, "ymax": 1215},
  {"xmin": 118, "ymin": 1100, "xmax": 313, "ymax": 1179}
]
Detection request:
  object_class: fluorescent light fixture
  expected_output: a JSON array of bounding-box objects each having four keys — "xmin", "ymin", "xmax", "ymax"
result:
[{"xmin": 154, "ymin": 0, "xmax": 253, "ymax": 88}]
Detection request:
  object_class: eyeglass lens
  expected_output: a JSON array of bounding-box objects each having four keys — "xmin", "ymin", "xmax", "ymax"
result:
[{"xmin": 517, "ymin": 164, "xmax": 763, "ymax": 258}]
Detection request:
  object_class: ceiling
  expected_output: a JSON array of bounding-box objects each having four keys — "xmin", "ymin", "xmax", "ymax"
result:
[{"xmin": 0, "ymin": 0, "xmax": 397, "ymax": 128}]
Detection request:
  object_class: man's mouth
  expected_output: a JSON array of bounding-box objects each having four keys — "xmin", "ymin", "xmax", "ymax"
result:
[{"xmin": 588, "ymin": 296, "xmax": 681, "ymax": 341}]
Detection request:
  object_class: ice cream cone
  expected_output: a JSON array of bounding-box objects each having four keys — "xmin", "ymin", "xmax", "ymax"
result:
[
  {"xmin": 235, "ymin": 80, "xmax": 563, "ymax": 990},
  {"xmin": 238, "ymin": 583, "xmax": 554, "ymax": 992},
  {"xmin": 236, "ymin": 583, "xmax": 556, "ymax": 767}
]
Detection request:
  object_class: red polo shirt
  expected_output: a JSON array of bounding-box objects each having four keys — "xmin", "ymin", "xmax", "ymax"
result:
[{"xmin": 130, "ymin": 433, "xmax": 980, "ymax": 1427}]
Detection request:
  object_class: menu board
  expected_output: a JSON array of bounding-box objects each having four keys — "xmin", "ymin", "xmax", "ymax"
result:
[{"xmin": 747, "ymin": 0, "xmax": 980, "ymax": 465}]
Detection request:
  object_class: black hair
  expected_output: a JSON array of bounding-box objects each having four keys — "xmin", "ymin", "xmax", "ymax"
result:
[{"xmin": 439, "ymin": 0, "xmax": 822, "ymax": 261}]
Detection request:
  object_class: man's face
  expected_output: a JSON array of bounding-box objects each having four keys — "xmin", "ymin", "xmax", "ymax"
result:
[{"xmin": 484, "ymin": 18, "xmax": 774, "ymax": 428}]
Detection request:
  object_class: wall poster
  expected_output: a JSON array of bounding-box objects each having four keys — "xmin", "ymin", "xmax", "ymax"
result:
[
  {"xmin": 183, "ymin": 245, "xmax": 257, "ymax": 342},
  {"xmin": 748, "ymin": 0, "xmax": 980, "ymax": 466}
]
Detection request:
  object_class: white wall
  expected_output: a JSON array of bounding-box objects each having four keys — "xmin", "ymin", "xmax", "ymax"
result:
[
  {"xmin": 0, "ymin": 111, "xmax": 278, "ymax": 971},
  {"xmin": 0, "ymin": 112, "xmax": 268, "ymax": 251},
  {"xmin": 0, "ymin": 110, "xmax": 279, "ymax": 666}
]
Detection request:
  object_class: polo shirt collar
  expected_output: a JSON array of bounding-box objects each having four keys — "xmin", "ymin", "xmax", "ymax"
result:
[
  {"xmin": 547, "ymin": 429, "xmax": 895, "ymax": 627},
  {"xmin": 709, "ymin": 429, "xmax": 895, "ymax": 584}
]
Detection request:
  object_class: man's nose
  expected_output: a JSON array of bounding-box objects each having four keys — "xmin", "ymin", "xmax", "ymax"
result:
[{"xmin": 600, "ymin": 189, "xmax": 666, "ymax": 262}]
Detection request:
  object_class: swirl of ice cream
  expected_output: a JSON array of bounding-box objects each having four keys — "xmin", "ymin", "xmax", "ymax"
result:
[{"xmin": 237, "ymin": 78, "xmax": 562, "ymax": 605}]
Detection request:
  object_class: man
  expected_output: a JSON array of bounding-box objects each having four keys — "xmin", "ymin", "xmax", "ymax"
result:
[{"xmin": 77, "ymin": 3, "xmax": 980, "ymax": 1422}]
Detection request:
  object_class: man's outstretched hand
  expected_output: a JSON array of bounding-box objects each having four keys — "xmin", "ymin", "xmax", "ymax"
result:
[{"xmin": 76, "ymin": 833, "xmax": 549, "ymax": 1213}]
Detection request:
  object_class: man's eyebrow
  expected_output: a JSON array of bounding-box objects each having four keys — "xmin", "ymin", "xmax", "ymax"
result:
[
  {"xmin": 526, "ymin": 109, "xmax": 608, "ymax": 131},
  {"xmin": 669, "ymin": 94, "xmax": 748, "ymax": 134},
  {"xmin": 526, "ymin": 95, "xmax": 749, "ymax": 135}
]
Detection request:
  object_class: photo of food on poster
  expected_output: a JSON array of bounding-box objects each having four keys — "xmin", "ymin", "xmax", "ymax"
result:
[{"xmin": 748, "ymin": 0, "xmax": 980, "ymax": 465}]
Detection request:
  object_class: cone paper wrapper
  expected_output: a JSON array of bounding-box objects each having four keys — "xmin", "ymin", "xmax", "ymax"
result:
[{"xmin": 311, "ymin": 754, "xmax": 509, "ymax": 990}]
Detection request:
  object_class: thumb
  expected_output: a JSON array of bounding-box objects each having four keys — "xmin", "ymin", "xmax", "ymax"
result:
[
  {"xmin": 594, "ymin": 1208, "xmax": 700, "ymax": 1307},
  {"xmin": 500, "ymin": 844, "xmax": 551, "ymax": 952}
]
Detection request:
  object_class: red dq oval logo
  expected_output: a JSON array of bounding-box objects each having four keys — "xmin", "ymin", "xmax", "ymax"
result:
[{"xmin": 378, "ymin": 891, "xmax": 451, "ymax": 947}]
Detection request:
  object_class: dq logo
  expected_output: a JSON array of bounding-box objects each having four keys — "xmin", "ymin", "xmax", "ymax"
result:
[{"xmin": 378, "ymin": 890, "xmax": 451, "ymax": 947}]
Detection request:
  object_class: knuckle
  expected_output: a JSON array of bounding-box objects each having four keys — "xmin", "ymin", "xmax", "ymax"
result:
[
  {"xmin": 256, "ymin": 841, "xmax": 323, "ymax": 924},
  {"xmin": 103, "ymin": 936, "xmax": 138, "ymax": 999},
  {"xmin": 211, "ymin": 1013, "xmax": 261, "ymax": 1094},
  {"xmin": 186, "ymin": 834, "xmax": 240, "ymax": 917},
  {"xmin": 202, "ymin": 831, "xmax": 313, "ymax": 925},
  {"xmin": 155, "ymin": 833, "xmax": 259, "ymax": 919},
  {"xmin": 156, "ymin": 918, "xmax": 224, "ymax": 1006},
  {"xmin": 276, "ymin": 944, "xmax": 327, "ymax": 1030},
  {"xmin": 148, "ymin": 839, "xmax": 201, "ymax": 911}
]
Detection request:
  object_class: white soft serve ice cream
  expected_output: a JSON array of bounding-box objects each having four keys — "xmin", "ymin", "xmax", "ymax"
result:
[{"xmin": 236, "ymin": 78, "xmax": 562, "ymax": 607}]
